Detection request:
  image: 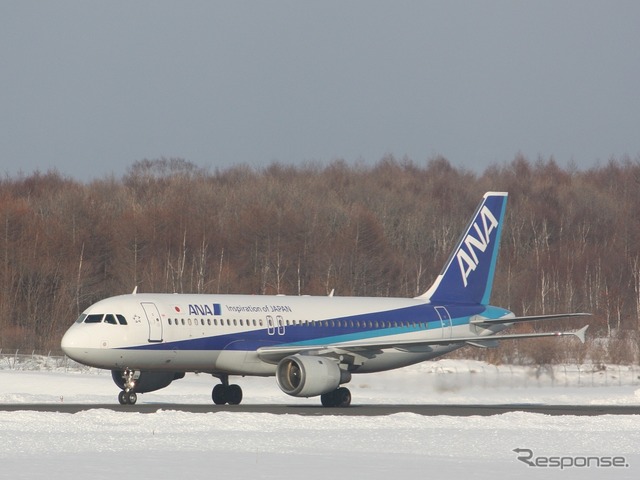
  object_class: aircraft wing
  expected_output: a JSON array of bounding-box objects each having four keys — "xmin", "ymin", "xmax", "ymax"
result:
[{"xmin": 257, "ymin": 325, "xmax": 589, "ymax": 364}]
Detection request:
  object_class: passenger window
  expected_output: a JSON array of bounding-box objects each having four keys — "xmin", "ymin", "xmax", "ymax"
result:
[{"xmin": 84, "ymin": 314, "xmax": 104, "ymax": 324}]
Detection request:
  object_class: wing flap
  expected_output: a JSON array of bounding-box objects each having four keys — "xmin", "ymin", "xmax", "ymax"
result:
[{"xmin": 257, "ymin": 345, "xmax": 381, "ymax": 365}]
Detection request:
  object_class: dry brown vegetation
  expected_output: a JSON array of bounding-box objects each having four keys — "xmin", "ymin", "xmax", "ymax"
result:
[{"xmin": 1, "ymin": 155, "xmax": 639, "ymax": 364}]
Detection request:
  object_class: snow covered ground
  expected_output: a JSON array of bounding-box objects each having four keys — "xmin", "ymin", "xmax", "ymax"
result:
[{"xmin": 1, "ymin": 359, "xmax": 640, "ymax": 479}]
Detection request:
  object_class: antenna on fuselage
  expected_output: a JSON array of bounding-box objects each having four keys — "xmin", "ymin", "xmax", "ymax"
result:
[
  {"xmin": 132, "ymin": 286, "xmax": 138, "ymax": 295},
  {"xmin": 328, "ymin": 289, "xmax": 335, "ymax": 297}
]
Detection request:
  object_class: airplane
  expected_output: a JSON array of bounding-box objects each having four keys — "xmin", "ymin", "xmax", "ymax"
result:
[{"xmin": 61, "ymin": 192, "xmax": 589, "ymax": 407}]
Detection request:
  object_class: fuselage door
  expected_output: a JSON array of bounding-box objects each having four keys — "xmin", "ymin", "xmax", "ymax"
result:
[
  {"xmin": 434, "ymin": 306, "xmax": 452, "ymax": 339},
  {"xmin": 141, "ymin": 302, "xmax": 163, "ymax": 343},
  {"xmin": 267, "ymin": 315, "xmax": 275, "ymax": 335}
]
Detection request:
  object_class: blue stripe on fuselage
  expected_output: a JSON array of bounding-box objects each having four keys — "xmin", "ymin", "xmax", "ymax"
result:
[{"xmin": 119, "ymin": 303, "xmax": 505, "ymax": 352}]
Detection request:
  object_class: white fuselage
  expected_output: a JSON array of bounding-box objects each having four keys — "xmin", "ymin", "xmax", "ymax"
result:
[{"xmin": 61, "ymin": 293, "xmax": 510, "ymax": 376}]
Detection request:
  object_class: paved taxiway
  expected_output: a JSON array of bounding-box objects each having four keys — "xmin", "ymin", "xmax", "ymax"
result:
[{"xmin": 1, "ymin": 404, "xmax": 640, "ymax": 415}]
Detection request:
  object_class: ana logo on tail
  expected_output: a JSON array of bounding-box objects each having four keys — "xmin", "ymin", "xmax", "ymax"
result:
[{"xmin": 456, "ymin": 205, "xmax": 499, "ymax": 287}]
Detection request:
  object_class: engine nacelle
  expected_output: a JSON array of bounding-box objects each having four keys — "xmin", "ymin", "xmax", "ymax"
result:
[
  {"xmin": 111, "ymin": 370, "xmax": 185, "ymax": 393},
  {"xmin": 276, "ymin": 355, "xmax": 351, "ymax": 397}
]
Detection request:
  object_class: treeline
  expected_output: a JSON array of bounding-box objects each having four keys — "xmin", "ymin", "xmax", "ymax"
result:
[{"xmin": 1, "ymin": 155, "xmax": 640, "ymax": 364}]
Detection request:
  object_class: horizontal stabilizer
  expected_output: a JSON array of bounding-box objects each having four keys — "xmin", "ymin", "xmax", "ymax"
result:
[
  {"xmin": 478, "ymin": 324, "xmax": 589, "ymax": 345},
  {"xmin": 471, "ymin": 312, "xmax": 591, "ymax": 326}
]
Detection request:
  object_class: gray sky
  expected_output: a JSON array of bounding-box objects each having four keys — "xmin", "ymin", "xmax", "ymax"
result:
[{"xmin": 2, "ymin": 1, "xmax": 639, "ymax": 181}]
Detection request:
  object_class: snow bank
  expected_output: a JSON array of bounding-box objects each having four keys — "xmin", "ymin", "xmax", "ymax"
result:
[
  {"xmin": 1, "ymin": 359, "xmax": 640, "ymax": 479},
  {"xmin": 1, "ymin": 408, "xmax": 639, "ymax": 480}
]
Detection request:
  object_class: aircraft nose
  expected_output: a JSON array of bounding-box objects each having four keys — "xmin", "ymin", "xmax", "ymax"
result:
[
  {"xmin": 60, "ymin": 326, "xmax": 75, "ymax": 352},
  {"xmin": 61, "ymin": 326, "xmax": 88, "ymax": 362}
]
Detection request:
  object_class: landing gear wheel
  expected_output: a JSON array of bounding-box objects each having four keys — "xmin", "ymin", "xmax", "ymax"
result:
[
  {"xmin": 321, "ymin": 387, "xmax": 351, "ymax": 407},
  {"xmin": 211, "ymin": 382, "xmax": 243, "ymax": 405},
  {"xmin": 212, "ymin": 384, "xmax": 227, "ymax": 405},
  {"xmin": 335, "ymin": 387, "xmax": 351, "ymax": 407},
  {"xmin": 118, "ymin": 390, "xmax": 138, "ymax": 405},
  {"xmin": 226, "ymin": 384, "xmax": 243, "ymax": 405}
]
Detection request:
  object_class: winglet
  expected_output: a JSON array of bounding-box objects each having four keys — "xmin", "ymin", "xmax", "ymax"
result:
[
  {"xmin": 573, "ymin": 325, "xmax": 589, "ymax": 344},
  {"xmin": 419, "ymin": 192, "xmax": 508, "ymax": 305}
]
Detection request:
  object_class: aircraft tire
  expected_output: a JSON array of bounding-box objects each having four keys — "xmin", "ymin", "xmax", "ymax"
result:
[
  {"xmin": 336, "ymin": 387, "xmax": 351, "ymax": 407},
  {"xmin": 320, "ymin": 387, "xmax": 351, "ymax": 407},
  {"xmin": 226, "ymin": 384, "xmax": 243, "ymax": 405},
  {"xmin": 118, "ymin": 390, "xmax": 138, "ymax": 405},
  {"xmin": 212, "ymin": 384, "xmax": 227, "ymax": 405}
]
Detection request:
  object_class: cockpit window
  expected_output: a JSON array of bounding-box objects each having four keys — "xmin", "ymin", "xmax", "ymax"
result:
[
  {"xmin": 84, "ymin": 314, "xmax": 104, "ymax": 323},
  {"xmin": 80, "ymin": 313, "xmax": 128, "ymax": 325}
]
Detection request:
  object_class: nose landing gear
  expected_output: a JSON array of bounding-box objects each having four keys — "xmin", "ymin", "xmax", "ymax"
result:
[{"xmin": 117, "ymin": 369, "xmax": 138, "ymax": 405}]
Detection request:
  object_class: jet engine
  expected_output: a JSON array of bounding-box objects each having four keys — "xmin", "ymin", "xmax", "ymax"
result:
[
  {"xmin": 111, "ymin": 370, "xmax": 185, "ymax": 393},
  {"xmin": 276, "ymin": 354, "xmax": 351, "ymax": 397}
]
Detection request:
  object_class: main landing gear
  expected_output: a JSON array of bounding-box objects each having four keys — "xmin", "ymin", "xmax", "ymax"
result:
[
  {"xmin": 320, "ymin": 387, "xmax": 352, "ymax": 407},
  {"xmin": 118, "ymin": 369, "xmax": 138, "ymax": 405},
  {"xmin": 212, "ymin": 375, "xmax": 243, "ymax": 405}
]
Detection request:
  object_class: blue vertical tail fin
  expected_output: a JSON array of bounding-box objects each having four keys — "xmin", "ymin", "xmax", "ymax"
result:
[{"xmin": 418, "ymin": 192, "xmax": 508, "ymax": 305}]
